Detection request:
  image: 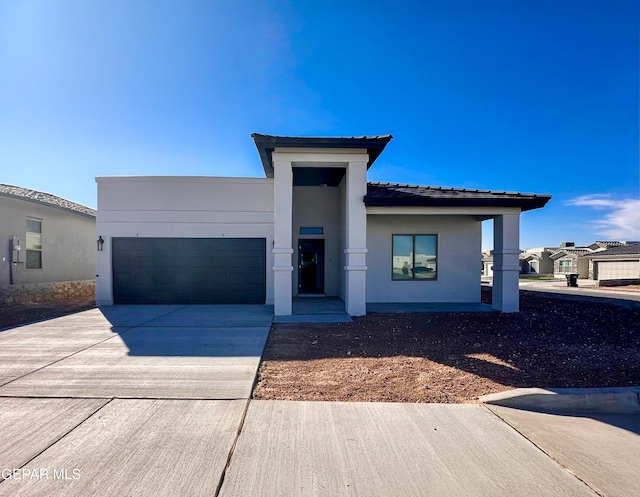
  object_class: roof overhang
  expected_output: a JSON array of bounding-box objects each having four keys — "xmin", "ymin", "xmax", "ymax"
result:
[
  {"xmin": 520, "ymin": 254, "xmax": 541, "ymax": 261},
  {"xmin": 589, "ymin": 255, "xmax": 640, "ymax": 260},
  {"xmin": 252, "ymin": 133, "xmax": 393, "ymax": 178},
  {"xmin": 549, "ymin": 251, "xmax": 578, "ymax": 260},
  {"xmin": 364, "ymin": 195, "xmax": 551, "ymax": 212},
  {"xmin": 0, "ymin": 189, "xmax": 96, "ymax": 219}
]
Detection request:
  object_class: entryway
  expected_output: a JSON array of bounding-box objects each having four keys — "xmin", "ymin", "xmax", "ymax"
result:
[
  {"xmin": 298, "ymin": 239, "xmax": 324, "ymax": 295},
  {"xmin": 273, "ymin": 297, "xmax": 351, "ymax": 323}
]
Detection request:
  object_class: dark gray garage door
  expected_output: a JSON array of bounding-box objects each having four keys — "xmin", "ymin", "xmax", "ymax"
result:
[{"xmin": 112, "ymin": 238, "xmax": 266, "ymax": 304}]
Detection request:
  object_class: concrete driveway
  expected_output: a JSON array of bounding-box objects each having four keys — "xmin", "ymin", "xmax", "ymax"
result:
[
  {"xmin": 0, "ymin": 305, "xmax": 272, "ymax": 399},
  {"xmin": 0, "ymin": 305, "xmax": 271, "ymax": 497}
]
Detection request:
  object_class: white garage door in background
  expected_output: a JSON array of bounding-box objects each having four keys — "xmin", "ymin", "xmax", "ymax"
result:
[{"xmin": 596, "ymin": 260, "xmax": 640, "ymax": 280}]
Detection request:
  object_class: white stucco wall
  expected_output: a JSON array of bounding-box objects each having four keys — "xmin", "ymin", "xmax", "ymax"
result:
[
  {"xmin": 0, "ymin": 195, "xmax": 96, "ymax": 285},
  {"xmin": 292, "ymin": 186, "xmax": 340, "ymax": 296},
  {"xmin": 366, "ymin": 214, "xmax": 482, "ymax": 303},
  {"xmin": 95, "ymin": 176, "xmax": 274, "ymax": 305},
  {"xmin": 338, "ymin": 178, "xmax": 346, "ymax": 301}
]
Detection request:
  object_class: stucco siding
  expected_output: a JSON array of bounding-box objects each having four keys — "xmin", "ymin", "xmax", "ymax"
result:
[
  {"xmin": 366, "ymin": 215, "xmax": 481, "ymax": 303},
  {"xmin": 338, "ymin": 179, "xmax": 346, "ymax": 301},
  {"xmin": 95, "ymin": 177, "xmax": 275, "ymax": 305},
  {"xmin": 292, "ymin": 186, "xmax": 340, "ymax": 296},
  {"xmin": 0, "ymin": 195, "xmax": 96, "ymax": 285}
]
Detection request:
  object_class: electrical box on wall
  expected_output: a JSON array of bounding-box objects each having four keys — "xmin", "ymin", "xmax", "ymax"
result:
[{"xmin": 11, "ymin": 235, "xmax": 21, "ymax": 264}]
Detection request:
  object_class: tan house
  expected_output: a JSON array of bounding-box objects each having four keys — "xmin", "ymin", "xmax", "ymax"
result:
[
  {"xmin": 0, "ymin": 184, "xmax": 96, "ymax": 286},
  {"xmin": 583, "ymin": 243, "xmax": 640, "ymax": 285}
]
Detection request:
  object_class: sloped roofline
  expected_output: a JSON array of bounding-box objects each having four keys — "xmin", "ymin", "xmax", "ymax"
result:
[
  {"xmin": 365, "ymin": 182, "xmax": 551, "ymax": 212},
  {"xmin": 252, "ymin": 133, "xmax": 393, "ymax": 178},
  {"xmin": 0, "ymin": 184, "xmax": 96, "ymax": 219},
  {"xmin": 582, "ymin": 242, "xmax": 640, "ymax": 258}
]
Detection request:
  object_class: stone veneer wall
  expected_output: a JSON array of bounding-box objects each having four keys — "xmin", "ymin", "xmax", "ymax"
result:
[
  {"xmin": 553, "ymin": 256, "xmax": 577, "ymax": 274},
  {"xmin": 0, "ymin": 280, "xmax": 95, "ymax": 305},
  {"xmin": 597, "ymin": 278, "xmax": 640, "ymax": 287}
]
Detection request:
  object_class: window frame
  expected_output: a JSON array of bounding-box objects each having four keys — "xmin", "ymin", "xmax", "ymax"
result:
[
  {"xmin": 300, "ymin": 227, "xmax": 323, "ymax": 235},
  {"xmin": 391, "ymin": 234, "xmax": 438, "ymax": 281},
  {"xmin": 26, "ymin": 218, "xmax": 43, "ymax": 270},
  {"xmin": 558, "ymin": 260, "xmax": 573, "ymax": 273}
]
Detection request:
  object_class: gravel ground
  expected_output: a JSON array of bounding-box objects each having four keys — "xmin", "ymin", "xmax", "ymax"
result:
[{"xmin": 253, "ymin": 290, "xmax": 640, "ymax": 403}]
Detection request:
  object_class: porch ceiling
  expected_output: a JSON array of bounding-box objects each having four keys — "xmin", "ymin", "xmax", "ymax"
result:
[{"xmin": 293, "ymin": 167, "xmax": 345, "ymax": 187}]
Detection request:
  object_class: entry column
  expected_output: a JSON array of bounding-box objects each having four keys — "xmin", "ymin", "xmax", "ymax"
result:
[
  {"xmin": 492, "ymin": 213, "xmax": 520, "ymax": 312},
  {"xmin": 344, "ymin": 160, "xmax": 368, "ymax": 316},
  {"xmin": 272, "ymin": 156, "xmax": 293, "ymax": 315}
]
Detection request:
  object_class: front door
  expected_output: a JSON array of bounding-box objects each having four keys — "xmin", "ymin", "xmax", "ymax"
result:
[{"xmin": 298, "ymin": 239, "xmax": 324, "ymax": 294}]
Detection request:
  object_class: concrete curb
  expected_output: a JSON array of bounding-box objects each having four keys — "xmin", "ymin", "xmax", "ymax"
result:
[
  {"xmin": 518, "ymin": 289, "xmax": 640, "ymax": 309},
  {"xmin": 480, "ymin": 387, "xmax": 640, "ymax": 413}
]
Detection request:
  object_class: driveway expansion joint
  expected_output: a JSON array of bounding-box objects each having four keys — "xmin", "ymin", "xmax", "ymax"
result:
[
  {"xmin": 214, "ymin": 399, "xmax": 252, "ymax": 497},
  {"xmin": 0, "ymin": 326, "xmax": 138, "ymax": 390},
  {"xmin": 0, "ymin": 398, "xmax": 113, "ymax": 485},
  {"xmin": 481, "ymin": 404, "xmax": 606, "ymax": 497}
]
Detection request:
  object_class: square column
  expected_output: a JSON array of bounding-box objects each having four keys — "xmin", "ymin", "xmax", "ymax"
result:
[
  {"xmin": 272, "ymin": 158, "xmax": 293, "ymax": 315},
  {"xmin": 344, "ymin": 160, "xmax": 368, "ymax": 316},
  {"xmin": 492, "ymin": 214, "xmax": 521, "ymax": 312}
]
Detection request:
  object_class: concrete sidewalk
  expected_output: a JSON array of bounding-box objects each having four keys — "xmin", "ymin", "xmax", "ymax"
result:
[
  {"xmin": 218, "ymin": 401, "xmax": 606, "ymax": 497},
  {"xmin": 482, "ymin": 387, "xmax": 640, "ymax": 497}
]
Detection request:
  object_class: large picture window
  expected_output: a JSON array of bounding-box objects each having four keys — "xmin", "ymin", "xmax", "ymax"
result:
[
  {"xmin": 392, "ymin": 235, "xmax": 437, "ymax": 280},
  {"xmin": 26, "ymin": 218, "xmax": 42, "ymax": 269}
]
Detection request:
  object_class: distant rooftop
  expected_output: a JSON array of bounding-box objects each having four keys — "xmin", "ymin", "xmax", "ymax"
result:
[
  {"xmin": 550, "ymin": 249, "xmax": 593, "ymax": 259},
  {"xmin": 0, "ymin": 184, "xmax": 96, "ymax": 218},
  {"xmin": 365, "ymin": 182, "xmax": 551, "ymax": 212},
  {"xmin": 583, "ymin": 242, "xmax": 640, "ymax": 257}
]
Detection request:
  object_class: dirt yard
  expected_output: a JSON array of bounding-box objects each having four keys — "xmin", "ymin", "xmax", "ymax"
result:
[{"xmin": 253, "ymin": 291, "xmax": 640, "ymax": 403}]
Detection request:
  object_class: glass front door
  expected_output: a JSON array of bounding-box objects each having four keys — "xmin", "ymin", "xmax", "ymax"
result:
[{"xmin": 298, "ymin": 239, "xmax": 325, "ymax": 294}]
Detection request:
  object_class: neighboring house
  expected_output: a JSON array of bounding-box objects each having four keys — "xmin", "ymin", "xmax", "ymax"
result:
[
  {"xmin": 587, "ymin": 241, "xmax": 628, "ymax": 252},
  {"xmin": 546, "ymin": 240, "xmax": 637, "ymax": 279},
  {"xmin": 481, "ymin": 251, "xmax": 493, "ymax": 277},
  {"xmin": 549, "ymin": 248, "xmax": 591, "ymax": 278},
  {"xmin": 95, "ymin": 134, "xmax": 551, "ymax": 314},
  {"xmin": 0, "ymin": 184, "xmax": 96, "ymax": 285},
  {"xmin": 519, "ymin": 247, "xmax": 555, "ymax": 275},
  {"xmin": 583, "ymin": 243, "xmax": 640, "ymax": 284}
]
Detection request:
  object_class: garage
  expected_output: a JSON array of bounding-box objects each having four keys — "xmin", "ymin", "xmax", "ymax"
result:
[
  {"xmin": 596, "ymin": 260, "xmax": 640, "ymax": 281},
  {"xmin": 112, "ymin": 238, "xmax": 266, "ymax": 304}
]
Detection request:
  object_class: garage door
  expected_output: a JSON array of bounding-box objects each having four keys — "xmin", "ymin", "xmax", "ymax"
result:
[
  {"xmin": 597, "ymin": 260, "xmax": 640, "ymax": 280},
  {"xmin": 112, "ymin": 238, "xmax": 266, "ymax": 304}
]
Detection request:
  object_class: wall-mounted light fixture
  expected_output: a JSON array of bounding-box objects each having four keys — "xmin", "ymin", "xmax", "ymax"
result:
[{"xmin": 97, "ymin": 236, "xmax": 104, "ymax": 251}]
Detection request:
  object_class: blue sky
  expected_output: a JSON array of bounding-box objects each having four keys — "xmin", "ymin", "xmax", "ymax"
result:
[{"xmin": 1, "ymin": 0, "xmax": 638, "ymax": 249}]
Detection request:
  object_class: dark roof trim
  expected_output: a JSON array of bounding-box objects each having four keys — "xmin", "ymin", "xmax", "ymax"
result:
[
  {"xmin": 549, "ymin": 249, "xmax": 591, "ymax": 259},
  {"xmin": 364, "ymin": 182, "xmax": 551, "ymax": 212},
  {"xmin": 0, "ymin": 184, "xmax": 96, "ymax": 218},
  {"xmin": 583, "ymin": 243, "xmax": 640, "ymax": 257},
  {"xmin": 252, "ymin": 133, "xmax": 393, "ymax": 178}
]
